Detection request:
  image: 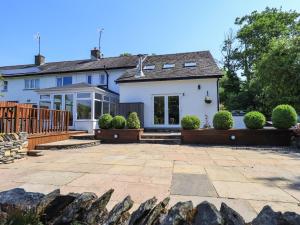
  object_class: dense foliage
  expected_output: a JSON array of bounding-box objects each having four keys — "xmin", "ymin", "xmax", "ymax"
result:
[
  {"xmin": 5, "ymin": 210, "xmax": 43, "ymax": 225},
  {"xmin": 220, "ymin": 7, "xmax": 300, "ymax": 116},
  {"xmin": 272, "ymin": 105, "xmax": 297, "ymax": 129},
  {"xmin": 111, "ymin": 115, "xmax": 127, "ymax": 129},
  {"xmin": 213, "ymin": 111, "xmax": 234, "ymax": 130},
  {"xmin": 98, "ymin": 114, "xmax": 113, "ymax": 129},
  {"xmin": 127, "ymin": 112, "xmax": 141, "ymax": 129},
  {"xmin": 244, "ymin": 111, "xmax": 266, "ymax": 129},
  {"xmin": 181, "ymin": 115, "xmax": 201, "ymax": 130}
]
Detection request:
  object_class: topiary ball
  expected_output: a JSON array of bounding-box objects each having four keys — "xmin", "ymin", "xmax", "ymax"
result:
[
  {"xmin": 272, "ymin": 104, "xmax": 297, "ymax": 129},
  {"xmin": 98, "ymin": 114, "xmax": 113, "ymax": 129},
  {"xmin": 181, "ymin": 115, "xmax": 201, "ymax": 130},
  {"xmin": 213, "ymin": 110, "xmax": 234, "ymax": 130},
  {"xmin": 112, "ymin": 115, "xmax": 127, "ymax": 129},
  {"xmin": 244, "ymin": 111, "xmax": 266, "ymax": 129},
  {"xmin": 127, "ymin": 112, "xmax": 141, "ymax": 129}
]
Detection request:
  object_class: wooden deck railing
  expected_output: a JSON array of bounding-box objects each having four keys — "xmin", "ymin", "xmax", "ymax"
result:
[{"xmin": 0, "ymin": 106, "xmax": 70, "ymax": 134}]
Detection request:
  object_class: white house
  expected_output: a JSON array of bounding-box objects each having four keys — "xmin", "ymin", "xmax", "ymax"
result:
[{"xmin": 0, "ymin": 49, "xmax": 222, "ymax": 132}]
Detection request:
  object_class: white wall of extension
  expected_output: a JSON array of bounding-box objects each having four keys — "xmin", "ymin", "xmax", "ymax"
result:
[{"xmin": 119, "ymin": 78, "xmax": 219, "ymax": 128}]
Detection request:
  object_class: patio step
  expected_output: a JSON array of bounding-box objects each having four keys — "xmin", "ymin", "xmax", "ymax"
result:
[
  {"xmin": 35, "ymin": 139, "xmax": 100, "ymax": 150},
  {"xmin": 141, "ymin": 132, "xmax": 181, "ymax": 139},
  {"xmin": 140, "ymin": 138, "xmax": 181, "ymax": 145},
  {"xmin": 69, "ymin": 133, "xmax": 95, "ymax": 140}
]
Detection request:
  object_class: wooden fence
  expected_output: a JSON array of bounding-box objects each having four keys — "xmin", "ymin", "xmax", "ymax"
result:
[
  {"xmin": 117, "ymin": 102, "xmax": 144, "ymax": 127},
  {"xmin": 0, "ymin": 106, "xmax": 70, "ymax": 134}
]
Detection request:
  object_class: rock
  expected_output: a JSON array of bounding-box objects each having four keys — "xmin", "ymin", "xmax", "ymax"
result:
[
  {"xmin": 252, "ymin": 205, "xmax": 282, "ymax": 225},
  {"xmin": 0, "ymin": 188, "xmax": 44, "ymax": 212},
  {"xmin": 35, "ymin": 189, "xmax": 60, "ymax": 216},
  {"xmin": 193, "ymin": 201, "xmax": 223, "ymax": 225},
  {"xmin": 220, "ymin": 203, "xmax": 245, "ymax": 225},
  {"xmin": 19, "ymin": 132, "xmax": 28, "ymax": 141},
  {"xmin": 44, "ymin": 193, "xmax": 79, "ymax": 223},
  {"xmin": 161, "ymin": 201, "xmax": 193, "ymax": 225},
  {"xmin": 129, "ymin": 197, "xmax": 157, "ymax": 225},
  {"xmin": 52, "ymin": 192, "xmax": 97, "ymax": 225},
  {"xmin": 105, "ymin": 196, "xmax": 133, "ymax": 225},
  {"xmin": 281, "ymin": 212, "xmax": 300, "ymax": 225},
  {"xmin": 141, "ymin": 197, "xmax": 170, "ymax": 225},
  {"xmin": 83, "ymin": 189, "xmax": 114, "ymax": 225}
]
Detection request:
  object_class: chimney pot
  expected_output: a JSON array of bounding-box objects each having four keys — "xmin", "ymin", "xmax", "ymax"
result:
[
  {"xmin": 91, "ymin": 48, "xmax": 101, "ymax": 60},
  {"xmin": 35, "ymin": 54, "xmax": 45, "ymax": 66}
]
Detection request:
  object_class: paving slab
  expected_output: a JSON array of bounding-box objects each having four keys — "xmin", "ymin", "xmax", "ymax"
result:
[
  {"xmin": 212, "ymin": 180, "xmax": 298, "ymax": 203},
  {"xmin": 171, "ymin": 173, "xmax": 217, "ymax": 197}
]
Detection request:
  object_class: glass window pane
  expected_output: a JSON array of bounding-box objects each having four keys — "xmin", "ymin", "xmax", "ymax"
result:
[
  {"xmin": 63, "ymin": 76, "xmax": 72, "ymax": 86},
  {"xmin": 87, "ymin": 75, "xmax": 92, "ymax": 84},
  {"xmin": 103, "ymin": 102, "xmax": 109, "ymax": 114},
  {"xmin": 40, "ymin": 95, "xmax": 50, "ymax": 99},
  {"xmin": 56, "ymin": 77, "xmax": 63, "ymax": 87},
  {"xmin": 65, "ymin": 94, "xmax": 73, "ymax": 126},
  {"xmin": 35, "ymin": 79, "xmax": 40, "ymax": 88},
  {"xmin": 77, "ymin": 93, "xmax": 91, "ymax": 98},
  {"xmin": 110, "ymin": 103, "xmax": 116, "ymax": 116},
  {"xmin": 54, "ymin": 95, "xmax": 62, "ymax": 110},
  {"xmin": 25, "ymin": 80, "xmax": 30, "ymax": 89},
  {"xmin": 40, "ymin": 101, "xmax": 51, "ymax": 109},
  {"xmin": 154, "ymin": 96, "xmax": 164, "ymax": 125},
  {"xmin": 104, "ymin": 96, "xmax": 109, "ymax": 101},
  {"xmin": 77, "ymin": 100, "xmax": 91, "ymax": 119},
  {"xmin": 168, "ymin": 96, "xmax": 179, "ymax": 125},
  {"xmin": 100, "ymin": 74, "xmax": 105, "ymax": 84},
  {"xmin": 94, "ymin": 100, "xmax": 102, "ymax": 119},
  {"xmin": 95, "ymin": 93, "xmax": 102, "ymax": 100}
]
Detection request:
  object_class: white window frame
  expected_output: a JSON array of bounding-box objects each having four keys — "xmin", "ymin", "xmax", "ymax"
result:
[
  {"xmin": 24, "ymin": 79, "xmax": 40, "ymax": 90},
  {"xmin": 1, "ymin": 81, "xmax": 8, "ymax": 92},
  {"xmin": 184, "ymin": 62, "xmax": 197, "ymax": 67},
  {"xmin": 144, "ymin": 65, "xmax": 155, "ymax": 70},
  {"xmin": 56, "ymin": 76, "xmax": 73, "ymax": 87},
  {"xmin": 99, "ymin": 74, "xmax": 106, "ymax": 85},
  {"xmin": 76, "ymin": 92, "xmax": 92, "ymax": 120}
]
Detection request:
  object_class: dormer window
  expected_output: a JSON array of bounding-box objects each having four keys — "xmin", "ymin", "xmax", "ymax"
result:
[
  {"xmin": 184, "ymin": 62, "xmax": 197, "ymax": 67},
  {"xmin": 144, "ymin": 65, "xmax": 155, "ymax": 70},
  {"xmin": 163, "ymin": 63, "xmax": 175, "ymax": 69}
]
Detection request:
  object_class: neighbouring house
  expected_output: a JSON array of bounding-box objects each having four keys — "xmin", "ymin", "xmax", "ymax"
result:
[{"xmin": 0, "ymin": 49, "xmax": 222, "ymax": 132}]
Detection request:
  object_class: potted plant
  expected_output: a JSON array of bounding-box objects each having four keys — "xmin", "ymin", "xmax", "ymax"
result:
[
  {"xmin": 95, "ymin": 112, "xmax": 143, "ymax": 143},
  {"xmin": 204, "ymin": 91, "xmax": 212, "ymax": 104}
]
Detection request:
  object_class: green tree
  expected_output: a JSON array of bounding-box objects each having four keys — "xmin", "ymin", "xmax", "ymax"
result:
[
  {"xmin": 256, "ymin": 37, "xmax": 300, "ymax": 114},
  {"xmin": 220, "ymin": 7, "xmax": 300, "ymax": 114}
]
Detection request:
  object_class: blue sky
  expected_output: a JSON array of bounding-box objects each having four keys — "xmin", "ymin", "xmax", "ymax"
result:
[{"xmin": 0, "ymin": 0, "xmax": 299, "ymax": 66}]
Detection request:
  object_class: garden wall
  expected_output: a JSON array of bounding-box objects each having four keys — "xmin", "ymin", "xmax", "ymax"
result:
[
  {"xmin": 181, "ymin": 128, "xmax": 293, "ymax": 146},
  {"xmin": 0, "ymin": 188, "xmax": 299, "ymax": 225}
]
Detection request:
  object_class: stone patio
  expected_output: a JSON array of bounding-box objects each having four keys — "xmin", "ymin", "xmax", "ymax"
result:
[{"xmin": 1, "ymin": 144, "xmax": 300, "ymax": 222}]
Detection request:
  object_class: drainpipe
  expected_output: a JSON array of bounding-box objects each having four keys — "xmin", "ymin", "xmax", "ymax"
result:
[
  {"xmin": 217, "ymin": 78, "xmax": 220, "ymax": 111},
  {"xmin": 104, "ymin": 65, "xmax": 109, "ymax": 89}
]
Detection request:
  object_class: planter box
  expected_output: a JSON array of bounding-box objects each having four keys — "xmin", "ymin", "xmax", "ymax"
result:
[
  {"xmin": 95, "ymin": 129, "xmax": 144, "ymax": 143},
  {"xmin": 181, "ymin": 128, "xmax": 293, "ymax": 146}
]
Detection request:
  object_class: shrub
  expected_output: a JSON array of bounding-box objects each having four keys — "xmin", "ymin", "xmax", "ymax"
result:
[
  {"xmin": 272, "ymin": 104, "xmax": 297, "ymax": 129},
  {"xmin": 181, "ymin": 115, "xmax": 201, "ymax": 130},
  {"xmin": 213, "ymin": 110, "xmax": 234, "ymax": 130},
  {"xmin": 98, "ymin": 114, "xmax": 113, "ymax": 129},
  {"xmin": 127, "ymin": 112, "xmax": 141, "ymax": 129},
  {"xmin": 112, "ymin": 115, "xmax": 127, "ymax": 129},
  {"xmin": 244, "ymin": 111, "xmax": 266, "ymax": 129}
]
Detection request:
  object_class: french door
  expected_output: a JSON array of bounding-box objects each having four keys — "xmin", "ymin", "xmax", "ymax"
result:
[{"xmin": 153, "ymin": 95, "xmax": 180, "ymax": 126}]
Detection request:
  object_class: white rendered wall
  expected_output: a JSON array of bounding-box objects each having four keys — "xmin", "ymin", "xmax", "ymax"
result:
[
  {"xmin": 0, "ymin": 69, "xmax": 126, "ymax": 104},
  {"xmin": 119, "ymin": 78, "xmax": 219, "ymax": 128}
]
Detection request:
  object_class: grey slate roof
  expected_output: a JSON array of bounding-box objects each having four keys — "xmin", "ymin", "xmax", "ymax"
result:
[
  {"xmin": 0, "ymin": 55, "xmax": 139, "ymax": 77},
  {"xmin": 116, "ymin": 51, "xmax": 222, "ymax": 83}
]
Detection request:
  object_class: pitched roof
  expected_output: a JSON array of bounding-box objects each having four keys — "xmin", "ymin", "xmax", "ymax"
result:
[
  {"xmin": 0, "ymin": 55, "xmax": 139, "ymax": 77},
  {"xmin": 116, "ymin": 51, "xmax": 222, "ymax": 83}
]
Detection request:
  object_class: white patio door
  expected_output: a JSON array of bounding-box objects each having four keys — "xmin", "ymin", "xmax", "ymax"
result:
[{"xmin": 153, "ymin": 95, "xmax": 180, "ymax": 126}]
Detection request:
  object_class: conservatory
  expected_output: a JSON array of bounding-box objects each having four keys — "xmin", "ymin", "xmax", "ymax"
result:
[{"xmin": 36, "ymin": 83, "xmax": 119, "ymax": 133}]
